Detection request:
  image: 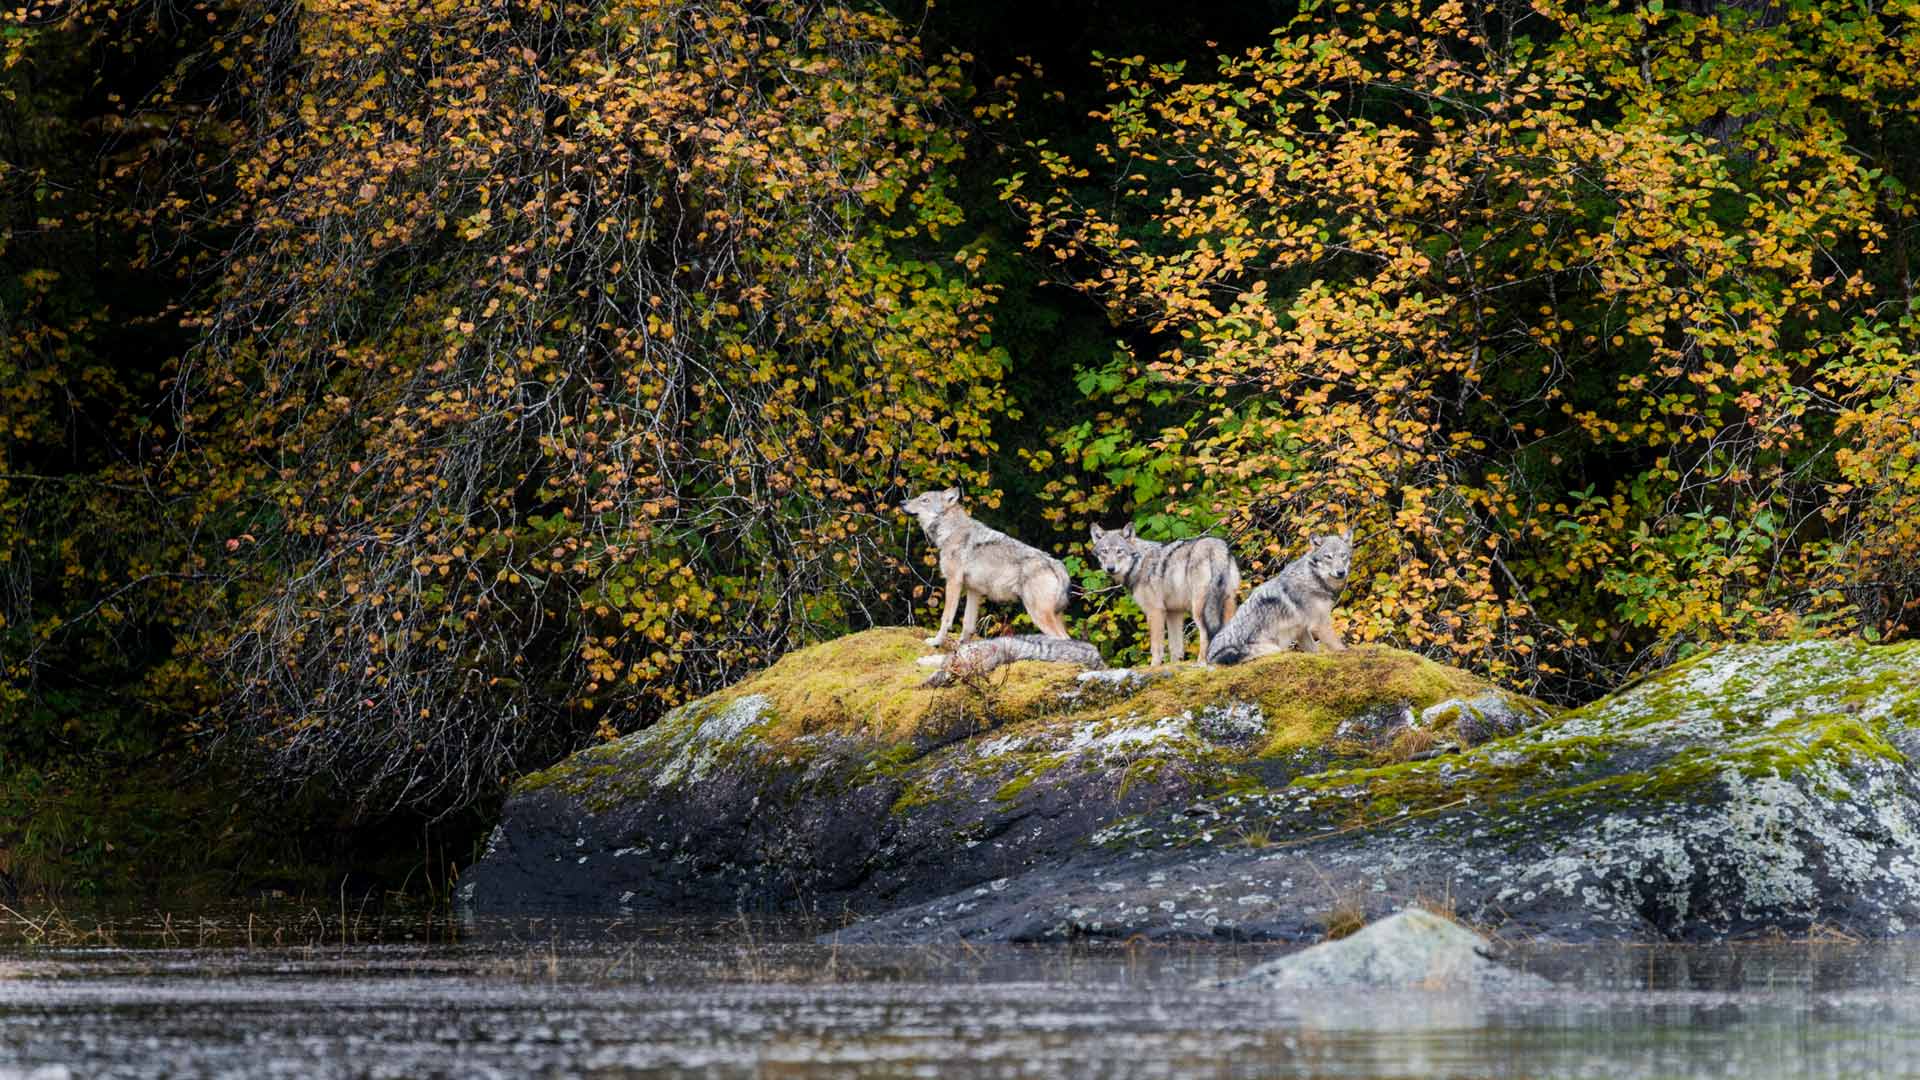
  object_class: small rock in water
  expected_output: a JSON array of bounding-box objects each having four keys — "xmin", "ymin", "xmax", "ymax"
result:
[{"xmin": 1210, "ymin": 909, "xmax": 1549, "ymax": 991}]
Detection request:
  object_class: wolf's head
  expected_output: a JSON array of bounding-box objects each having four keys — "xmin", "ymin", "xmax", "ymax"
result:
[
  {"xmin": 1307, "ymin": 530, "xmax": 1353, "ymax": 589},
  {"xmin": 1087, "ymin": 523, "xmax": 1143, "ymax": 578},
  {"xmin": 901, "ymin": 487, "xmax": 963, "ymax": 528}
]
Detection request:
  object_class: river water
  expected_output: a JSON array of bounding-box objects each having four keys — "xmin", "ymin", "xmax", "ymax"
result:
[{"xmin": 3, "ymin": 905, "xmax": 1918, "ymax": 1078}]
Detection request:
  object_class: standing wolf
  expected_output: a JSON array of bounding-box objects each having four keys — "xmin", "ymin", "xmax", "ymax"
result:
[
  {"xmin": 1204, "ymin": 531, "xmax": 1353, "ymax": 665},
  {"xmin": 902, "ymin": 488, "xmax": 1071, "ymax": 646},
  {"xmin": 917, "ymin": 634, "xmax": 1105, "ymax": 687},
  {"xmin": 1088, "ymin": 525, "xmax": 1240, "ymax": 665}
]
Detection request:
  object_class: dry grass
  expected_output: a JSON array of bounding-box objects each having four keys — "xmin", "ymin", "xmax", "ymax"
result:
[
  {"xmin": 0, "ymin": 904, "xmax": 117, "ymax": 947},
  {"xmin": 1384, "ymin": 725, "xmax": 1441, "ymax": 763},
  {"xmin": 1322, "ymin": 899, "xmax": 1368, "ymax": 940},
  {"xmin": 1803, "ymin": 922, "xmax": 1866, "ymax": 945}
]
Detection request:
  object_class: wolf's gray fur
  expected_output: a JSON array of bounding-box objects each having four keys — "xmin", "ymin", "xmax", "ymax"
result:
[
  {"xmin": 1088, "ymin": 525, "xmax": 1240, "ymax": 665},
  {"xmin": 1204, "ymin": 531, "xmax": 1353, "ymax": 665},
  {"xmin": 918, "ymin": 634, "xmax": 1105, "ymax": 687},
  {"xmin": 902, "ymin": 488, "xmax": 1071, "ymax": 646}
]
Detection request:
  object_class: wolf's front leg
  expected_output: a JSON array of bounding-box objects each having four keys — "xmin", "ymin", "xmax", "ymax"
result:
[
  {"xmin": 1312, "ymin": 618, "xmax": 1346, "ymax": 651},
  {"xmin": 1292, "ymin": 625, "xmax": 1318, "ymax": 654},
  {"xmin": 1146, "ymin": 606, "xmax": 1166, "ymax": 666},
  {"xmin": 1166, "ymin": 613, "xmax": 1186, "ymax": 662},
  {"xmin": 927, "ymin": 576, "xmax": 963, "ymax": 647},
  {"xmin": 959, "ymin": 590, "xmax": 982, "ymax": 643}
]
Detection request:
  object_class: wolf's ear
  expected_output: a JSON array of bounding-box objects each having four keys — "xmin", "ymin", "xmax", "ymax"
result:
[
  {"xmin": 1340, "ymin": 527, "xmax": 1354, "ymax": 544},
  {"xmin": 1121, "ymin": 523, "xmax": 1136, "ymax": 539},
  {"xmin": 942, "ymin": 487, "xmax": 961, "ymax": 505}
]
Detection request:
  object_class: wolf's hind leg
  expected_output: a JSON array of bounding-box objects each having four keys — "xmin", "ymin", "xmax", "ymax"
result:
[{"xmin": 1022, "ymin": 574, "xmax": 1069, "ymax": 639}]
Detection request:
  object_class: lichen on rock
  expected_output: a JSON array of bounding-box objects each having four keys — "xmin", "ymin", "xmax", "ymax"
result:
[
  {"xmin": 461, "ymin": 627, "xmax": 1535, "ymax": 916},
  {"xmin": 832, "ymin": 638, "xmax": 1920, "ymax": 945},
  {"xmin": 466, "ymin": 629, "xmax": 1920, "ymax": 947}
]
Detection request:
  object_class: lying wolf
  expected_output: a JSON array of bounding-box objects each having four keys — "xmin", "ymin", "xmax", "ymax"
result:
[
  {"xmin": 918, "ymin": 634, "xmax": 1105, "ymax": 687},
  {"xmin": 902, "ymin": 487, "xmax": 1071, "ymax": 646},
  {"xmin": 1204, "ymin": 531, "xmax": 1352, "ymax": 665},
  {"xmin": 1087, "ymin": 524, "xmax": 1240, "ymax": 665}
]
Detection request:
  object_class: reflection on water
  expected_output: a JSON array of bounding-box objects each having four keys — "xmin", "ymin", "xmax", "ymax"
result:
[{"xmin": 2, "ymin": 905, "xmax": 1918, "ymax": 1078}]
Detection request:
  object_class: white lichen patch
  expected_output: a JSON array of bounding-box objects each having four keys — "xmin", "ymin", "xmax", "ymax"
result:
[
  {"xmin": 973, "ymin": 733, "xmax": 1034, "ymax": 760},
  {"xmin": 653, "ymin": 693, "xmax": 772, "ymax": 788},
  {"xmin": 1076, "ymin": 668, "xmax": 1145, "ymax": 686},
  {"xmin": 1195, "ymin": 701, "xmax": 1267, "ymax": 745},
  {"xmin": 1062, "ymin": 713, "xmax": 1197, "ymax": 757}
]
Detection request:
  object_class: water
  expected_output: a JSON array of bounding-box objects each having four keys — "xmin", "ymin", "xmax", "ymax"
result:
[{"xmin": 4, "ymin": 905, "xmax": 1920, "ymax": 1078}]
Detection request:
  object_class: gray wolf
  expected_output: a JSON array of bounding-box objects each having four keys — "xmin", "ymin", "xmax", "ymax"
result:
[
  {"xmin": 1204, "ymin": 531, "xmax": 1353, "ymax": 665},
  {"xmin": 901, "ymin": 488, "xmax": 1071, "ymax": 645},
  {"xmin": 918, "ymin": 634, "xmax": 1105, "ymax": 687},
  {"xmin": 1087, "ymin": 524, "xmax": 1240, "ymax": 665}
]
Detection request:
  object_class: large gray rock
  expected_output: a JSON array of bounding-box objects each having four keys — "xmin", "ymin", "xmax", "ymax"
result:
[
  {"xmin": 1211, "ymin": 909, "xmax": 1549, "ymax": 991},
  {"xmin": 832, "ymin": 639, "xmax": 1920, "ymax": 944},
  {"xmin": 464, "ymin": 629, "xmax": 1920, "ymax": 946},
  {"xmin": 458, "ymin": 628, "xmax": 1536, "ymax": 918}
]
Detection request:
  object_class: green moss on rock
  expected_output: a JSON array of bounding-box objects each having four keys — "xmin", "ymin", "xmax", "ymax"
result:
[
  {"xmin": 1291, "ymin": 638, "xmax": 1920, "ymax": 817},
  {"xmin": 510, "ymin": 628, "xmax": 1545, "ymax": 810}
]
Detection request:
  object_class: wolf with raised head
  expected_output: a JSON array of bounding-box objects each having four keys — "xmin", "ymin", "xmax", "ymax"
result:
[
  {"xmin": 917, "ymin": 634, "xmax": 1105, "ymax": 687},
  {"xmin": 1204, "ymin": 531, "xmax": 1353, "ymax": 665},
  {"xmin": 902, "ymin": 488, "xmax": 1071, "ymax": 646},
  {"xmin": 1087, "ymin": 525, "xmax": 1240, "ymax": 665}
]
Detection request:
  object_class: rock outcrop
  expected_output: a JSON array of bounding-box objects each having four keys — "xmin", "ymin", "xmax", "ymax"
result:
[
  {"xmin": 459, "ymin": 627, "xmax": 1534, "ymax": 920},
  {"xmin": 1208, "ymin": 908, "xmax": 1549, "ymax": 990},
  {"xmin": 462, "ymin": 629, "xmax": 1920, "ymax": 945}
]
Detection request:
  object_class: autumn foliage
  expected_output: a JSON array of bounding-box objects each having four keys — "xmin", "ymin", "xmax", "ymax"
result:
[
  {"xmin": 1006, "ymin": 0, "xmax": 1920, "ymax": 695},
  {"xmin": 4, "ymin": 0, "xmax": 1918, "ymax": 821}
]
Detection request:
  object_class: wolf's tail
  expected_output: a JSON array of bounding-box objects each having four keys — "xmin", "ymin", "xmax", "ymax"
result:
[
  {"xmin": 1205, "ymin": 640, "xmax": 1247, "ymax": 666},
  {"xmin": 1199, "ymin": 561, "xmax": 1239, "ymax": 639}
]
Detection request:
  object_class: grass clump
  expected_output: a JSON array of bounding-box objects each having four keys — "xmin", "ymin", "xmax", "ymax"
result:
[{"xmin": 1322, "ymin": 899, "xmax": 1368, "ymax": 940}]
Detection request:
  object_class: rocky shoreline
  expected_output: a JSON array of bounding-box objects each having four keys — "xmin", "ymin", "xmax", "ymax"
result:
[{"xmin": 461, "ymin": 629, "xmax": 1920, "ymax": 945}]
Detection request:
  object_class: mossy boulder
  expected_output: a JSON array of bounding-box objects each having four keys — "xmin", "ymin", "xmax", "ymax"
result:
[
  {"xmin": 832, "ymin": 637, "xmax": 1920, "ymax": 944},
  {"xmin": 459, "ymin": 627, "xmax": 1538, "ymax": 918}
]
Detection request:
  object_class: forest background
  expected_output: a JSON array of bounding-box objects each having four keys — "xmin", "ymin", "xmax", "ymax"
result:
[{"xmin": 4, "ymin": 0, "xmax": 1917, "ymax": 899}]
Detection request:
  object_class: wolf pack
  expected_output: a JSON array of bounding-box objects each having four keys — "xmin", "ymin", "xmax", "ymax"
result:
[{"xmin": 902, "ymin": 488, "xmax": 1354, "ymax": 687}]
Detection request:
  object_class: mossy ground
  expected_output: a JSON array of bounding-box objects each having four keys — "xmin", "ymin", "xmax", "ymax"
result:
[
  {"xmin": 713, "ymin": 628, "xmax": 1090, "ymax": 745},
  {"xmin": 515, "ymin": 627, "xmax": 1542, "ymax": 809},
  {"xmin": 707, "ymin": 629, "xmax": 1512, "ymax": 758}
]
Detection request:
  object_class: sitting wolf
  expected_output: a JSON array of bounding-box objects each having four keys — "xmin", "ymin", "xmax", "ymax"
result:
[
  {"xmin": 1204, "ymin": 531, "xmax": 1353, "ymax": 665},
  {"xmin": 902, "ymin": 487, "xmax": 1071, "ymax": 646},
  {"xmin": 1087, "ymin": 524, "xmax": 1240, "ymax": 665},
  {"xmin": 918, "ymin": 634, "xmax": 1105, "ymax": 687}
]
